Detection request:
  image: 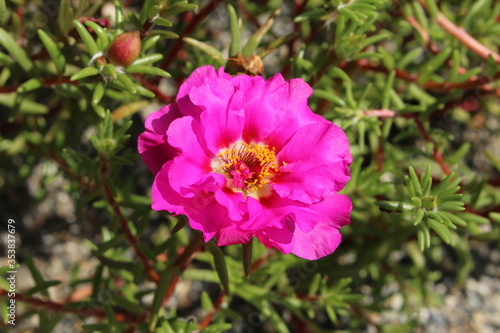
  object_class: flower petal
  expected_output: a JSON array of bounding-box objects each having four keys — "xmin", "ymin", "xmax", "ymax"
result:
[
  {"xmin": 214, "ymin": 187, "xmax": 246, "ymax": 222},
  {"xmin": 263, "ymin": 76, "xmax": 325, "ymax": 150},
  {"xmin": 138, "ymin": 103, "xmax": 181, "ymax": 174},
  {"xmin": 272, "ymin": 157, "xmax": 336, "ymax": 204},
  {"xmin": 252, "ymin": 193, "xmax": 351, "ymax": 259},
  {"xmin": 166, "ymin": 116, "xmax": 213, "ymax": 194},
  {"xmin": 277, "ymin": 121, "xmax": 351, "ymax": 165},
  {"xmin": 256, "ymin": 220, "xmax": 295, "ymax": 252},
  {"xmin": 151, "ymin": 161, "xmax": 188, "ymax": 214},
  {"xmin": 288, "ymin": 194, "xmax": 351, "ymax": 259},
  {"xmin": 231, "ymin": 74, "xmax": 283, "ymax": 143},
  {"xmin": 215, "ymin": 225, "xmax": 253, "ymax": 246},
  {"xmin": 185, "ymin": 175, "xmax": 241, "ymax": 242},
  {"xmin": 177, "ymin": 66, "xmax": 232, "ymax": 118},
  {"xmin": 236, "ymin": 196, "xmax": 287, "ymax": 231},
  {"xmin": 153, "ymin": 164, "xmax": 234, "ymax": 242},
  {"xmin": 190, "ymin": 76, "xmax": 245, "ymax": 152}
]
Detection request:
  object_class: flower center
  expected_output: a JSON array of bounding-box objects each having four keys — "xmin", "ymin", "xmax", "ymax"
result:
[{"xmin": 212, "ymin": 141, "xmax": 281, "ymax": 193}]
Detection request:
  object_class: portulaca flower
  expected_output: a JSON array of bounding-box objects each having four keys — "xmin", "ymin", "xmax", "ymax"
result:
[{"xmin": 139, "ymin": 66, "xmax": 352, "ymax": 260}]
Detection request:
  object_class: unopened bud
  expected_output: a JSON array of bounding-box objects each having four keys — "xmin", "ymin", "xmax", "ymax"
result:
[{"xmin": 106, "ymin": 31, "xmax": 141, "ymax": 67}]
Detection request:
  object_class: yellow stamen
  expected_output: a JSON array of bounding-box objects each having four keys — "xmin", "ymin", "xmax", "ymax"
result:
[{"xmin": 213, "ymin": 141, "xmax": 283, "ymax": 192}]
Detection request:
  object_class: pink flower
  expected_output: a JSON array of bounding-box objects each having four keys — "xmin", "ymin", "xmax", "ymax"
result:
[{"xmin": 138, "ymin": 66, "xmax": 352, "ymax": 260}]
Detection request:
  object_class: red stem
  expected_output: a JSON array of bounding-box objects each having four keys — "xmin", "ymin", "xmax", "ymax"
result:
[
  {"xmin": 199, "ymin": 291, "xmax": 226, "ymax": 329},
  {"xmin": 133, "ymin": 74, "xmax": 173, "ymax": 104},
  {"xmin": 238, "ymin": 2, "xmax": 261, "ymax": 27},
  {"xmin": 411, "ymin": 115, "xmax": 451, "ymax": 175},
  {"xmin": 355, "ymin": 59, "xmax": 500, "ymax": 92},
  {"xmin": 250, "ymin": 249, "xmax": 277, "ymax": 274},
  {"xmin": 0, "ymin": 289, "xmax": 146, "ymax": 323},
  {"xmin": 15, "ymin": 8, "xmax": 25, "ymax": 46},
  {"xmin": 24, "ymin": 143, "xmax": 97, "ymax": 192},
  {"xmin": 282, "ymin": 0, "xmax": 311, "ymax": 79},
  {"xmin": 405, "ymin": 15, "xmax": 440, "ymax": 54},
  {"xmin": 161, "ymin": 233, "xmax": 205, "ymax": 306},
  {"xmin": 99, "ymin": 158, "xmax": 160, "ymax": 283},
  {"xmin": 160, "ymin": 0, "xmax": 225, "ymax": 71},
  {"xmin": 0, "ymin": 76, "xmax": 76, "ymax": 94},
  {"xmin": 418, "ymin": 0, "xmax": 500, "ymax": 63}
]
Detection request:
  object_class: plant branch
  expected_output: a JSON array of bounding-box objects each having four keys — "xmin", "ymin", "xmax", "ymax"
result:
[
  {"xmin": 198, "ymin": 291, "xmax": 226, "ymax": 329},
  {"xmin": 405, "ymin": 15, "xmax": 440, "ymax": 54},
  {"xmin": 250, "ymin": 249, "xmax": 277, "ymax": 274},
  {"xmin": 281, "ymin": 0, "xmax": 320, "ymax": 80},
  {"xmin": 309, "ymin": 50, "xmax": 341, "ymax": 87},
  {"xmin": 0, "ymin": 289, "xmax": 145, "ymax": 323},
  {"xmin": 418, "ymin": 0, "xmax": 500, "ymax": 63},
  {"xmin": 162, "ymin": 232, "xmax": 205, "ymax": 306},
  {"xmin": 132, "ymin": 74, "xmax": 173, "ymax": 103},
  {"xmin": 407, "ymin": 114, "xmax": 451, "ymax": 175},
  {"xmin": 25, "ymin": 143, "xmax": 97, "ymax": 192},
  {"xmin": 355, "ymin": 59, "xmax": 500, "ymax": 93},
  {"xmin": 0, "ymin": 76, "xmax": 76, "ymax": 94},
  {"xmin": 99, "ymin": 156, "xmax": 160, "ymax": 283},
  {"xmin": 160, "ymin": 0, "xmax": 225, "ymax": 71}
]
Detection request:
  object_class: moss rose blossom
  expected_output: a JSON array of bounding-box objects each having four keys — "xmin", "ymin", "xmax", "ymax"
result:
[{"xmin": 138, "ymin": 65, "xmax": 352, "ymax": 260}]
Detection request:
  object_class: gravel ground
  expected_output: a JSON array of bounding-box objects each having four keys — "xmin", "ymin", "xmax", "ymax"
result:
[{"xmin": 421, "ymin": 245, "xmax": 500, "ymax": 333}]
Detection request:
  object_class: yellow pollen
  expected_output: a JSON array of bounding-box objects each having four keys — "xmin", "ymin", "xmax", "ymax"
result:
[{"xmin": 215, "ymin": 141, "xmax": 282, "ymax": 192}]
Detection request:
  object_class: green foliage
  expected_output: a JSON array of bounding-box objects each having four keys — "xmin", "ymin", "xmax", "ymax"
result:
[
  {"xmin": 1, "ymin": 0, "xmax": 500, "ymax": 332},
  {"xmin": 377, "ymin": 167, "xmax": 467, "ymax": 250}
]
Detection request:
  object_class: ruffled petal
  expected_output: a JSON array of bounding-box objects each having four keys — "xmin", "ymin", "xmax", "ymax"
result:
[
  {"xmin": 214, "ymin": 187, "xmax": 247, "ymax": 222},
  {"xmin": 236, "ymin": 196, "xmax": 287, "ymax": 231},
  {"xmin": 153, "ymin": 164, "xmax": 234, "ymax": 242},
  {"xmin": 138, "ymin": 103, "xmax": 181, "ymax": 174},
  {"xmin": 177, "ymin": 66, "xmax": 232, "ymax": 118},
  {"xmin": 190, "ymin": 76, "xmax": 245, "ymax": 152},
  {"xmin": 256, "ymin": 220, "xmax": 295, "ymax": 253},
  {"xmin": 184, "ymin": 174, "xmax": 243, "ymax": 242},
  {"xmin": 263, "ymin": 76, "xmax": 325, "ymax": 150},
  {"xmin": 231, "ymin": 74, "xmax": 284, "ymax": 143},
  {"xmin": 291, "ymin": 225, "xmax": 343, "ymax": 260},
  {"xmin": 215, "ymin": 225, "xmax": 253, "ymax": 246},
  {"xmin": 288, "ymin": 194, "xmax": 351, "ymax": 259},
  {"xmin": 151, "ymin": 161, "xmax": 189, "ymax": 214},
  {"xmin": 166, "ymin": 116, "xmax": 213, "ymax": 194},
  {"xmin": 272, "ymin": 157, "xmax": 336, "ymax": 204},
  {"xmin": 277, "ymin": 121, "xmax": 351, "ymax": 165},
  {"xmin": 275, "ymin": 121, "xmax": 352, "ymax": 201},
  {"xmin": 256, "ymin": 193, "xmax": 315, "ymax": 233}
]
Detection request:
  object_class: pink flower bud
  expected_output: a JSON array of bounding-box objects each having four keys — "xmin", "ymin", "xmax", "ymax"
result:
[{"xmin": 106, "ymin": 31, "xmax": 141, "ymax": 67}]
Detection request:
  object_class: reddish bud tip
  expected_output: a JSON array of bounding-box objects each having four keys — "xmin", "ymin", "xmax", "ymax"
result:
[
  {"xmin": 78, "ymin": 17, "xmax": 110, "ymax": 30},
  {"xmin": 106, "ymin": 31, "xmax": 141, "ymax": 67}
]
